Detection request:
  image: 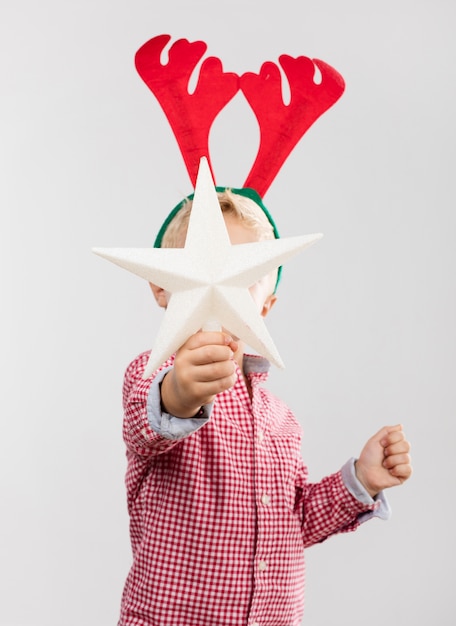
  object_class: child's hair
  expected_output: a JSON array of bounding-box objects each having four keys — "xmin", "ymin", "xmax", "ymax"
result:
[
  {"xmin": 160, "ymin": 189, "xmax": 274, "ymax": 247},
  {"xmin": 154, "ymin": 187, "xmax": 282, "ymax": 292}
]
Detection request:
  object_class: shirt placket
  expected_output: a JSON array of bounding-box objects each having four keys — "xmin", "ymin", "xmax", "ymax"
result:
[{"xmin": 247, "ymin": 379, "xmax": 274, "ymax": 626}]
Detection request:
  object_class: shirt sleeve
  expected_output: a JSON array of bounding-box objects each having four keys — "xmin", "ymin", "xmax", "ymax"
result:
[
  {"xmin": 294, "ymin": 456, "xmax": 388, "ymax": 548},
  {"xmin": 146, "ymin": 366, "xmax": 213, "ymax": 439},
  {"xmin": 122, "ymin": 353, "xmax": 185, "ymax": 457},
  {"xmin": 341, "ymin": 457, "xmax": 391, "ymax": 522}
]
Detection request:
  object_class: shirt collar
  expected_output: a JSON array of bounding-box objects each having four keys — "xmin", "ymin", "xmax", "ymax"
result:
[{"xmin": 242, "ymin": 353, "xmax": 271, "ymax": 378}]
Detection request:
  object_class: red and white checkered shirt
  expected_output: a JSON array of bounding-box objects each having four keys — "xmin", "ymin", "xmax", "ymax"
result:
[{"xmin": 118, "ymin": 351, "xmax": 377, "ymax": 626}]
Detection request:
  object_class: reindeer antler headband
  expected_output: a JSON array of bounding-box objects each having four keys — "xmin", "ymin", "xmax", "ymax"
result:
[
  {"xmin": 135, "ymin": 34, "xmax": 345, "ymax": 196},
  {"xmin": 137, "ymin": 34, "xmax": 344, "ymax": 292}
]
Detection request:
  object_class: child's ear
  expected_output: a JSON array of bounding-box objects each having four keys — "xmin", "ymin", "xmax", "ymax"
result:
[
  {"xmin": 149, "ymin": 283, "xmax": 168, "ymax": 309},
  {"xmin": 260, "ymin": 294, "xmax": 277, "ymax": 318}
]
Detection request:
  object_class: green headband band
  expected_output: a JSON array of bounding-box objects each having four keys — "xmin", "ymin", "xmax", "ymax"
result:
[{"xmin": 154, "ymin": 186, "xmax": 282, "ymax": 292}]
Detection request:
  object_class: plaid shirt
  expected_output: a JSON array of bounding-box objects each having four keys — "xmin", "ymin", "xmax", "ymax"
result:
[{"xmin": 118, "ymin": 351, "xmax": 381, "ymax": 626}]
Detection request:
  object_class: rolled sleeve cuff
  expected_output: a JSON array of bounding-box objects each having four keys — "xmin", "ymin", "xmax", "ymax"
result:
[
  {"xmin": 341, "ymin": 458, "xmax": 392, "ymax": 522},
  {"xmin": 146, "ymin": 366, "xmax": 213, "ymax": 440}
]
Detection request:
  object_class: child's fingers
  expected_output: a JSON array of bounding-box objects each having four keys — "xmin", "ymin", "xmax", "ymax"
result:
[
  {"xmin": 387, "ymin": 424, "xmax": 403, "ymax": 432},
  {"xmin": 182, "ymin": 332, "xmax": 239, "ymax": 360},
  {"xmin": 193, "ymin": 360, "xmax": 237, "ymax": 383},
  {"xmin": 380, "ymin": 428, "xmax": 408, "ymax": 448},
  {"xmin": 369, "ymin": 424, "xmax": 402, "ymax": 445},
  {"xmin": 186, "ymin": 331, "xmax": 235, "ymax": 350},
  {"xmin": 191, "ymin": 369, "xmax": 238, "ymax": 399},
  {"xmin": 388, "ymin": 462, "xmax": 413, "ymax": 480},
  {"xmin": 383, "ymin": 439, "xmax": 411, "ymax": 457},
  {"xmin": 189, "ymin": 344, "xmax": 235, "ymax": 366},
  {"xmin": 382, "ymin": 452, "xmax": 411, "ymax": 470}
]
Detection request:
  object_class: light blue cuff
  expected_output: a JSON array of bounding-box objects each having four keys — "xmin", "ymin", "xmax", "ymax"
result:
[
  {"xmin": 146, "ymin": 366, "xmax": 213, "ymax": 440},
  {"xmin": 341, "ymin": 458, "xmax": 392, "ymax": 522}
]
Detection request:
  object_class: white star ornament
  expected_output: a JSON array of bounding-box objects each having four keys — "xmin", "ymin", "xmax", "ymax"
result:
[{"xmin": 93, "ymin": 157, "xmax": 322, "ymax": 379}]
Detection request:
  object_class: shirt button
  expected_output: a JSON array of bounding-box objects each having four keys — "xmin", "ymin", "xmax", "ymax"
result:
[
  {"xmin": 261, "ymin": 494, "xmax": 270, "ymax": 505},
  {"xmin": 257, "ymin": 429, "xmax": 264, "ymax": 443},
  {"xmin": 258, "ymin": 560, "xmax": 268, "ymax": 572}
]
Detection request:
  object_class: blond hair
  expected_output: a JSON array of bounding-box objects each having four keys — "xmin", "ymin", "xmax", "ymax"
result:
[{"xmin": 161, "ymin": 189, "xmax": 276, "ymax": 248}]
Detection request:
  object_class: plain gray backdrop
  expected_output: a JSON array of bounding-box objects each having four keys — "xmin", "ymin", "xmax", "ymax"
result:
[{"xmin": 1, "ymin": 1, "xmax": 454, "ymax": 624}]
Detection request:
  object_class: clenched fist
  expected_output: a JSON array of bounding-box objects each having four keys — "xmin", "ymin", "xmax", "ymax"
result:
[{"xmin": 355, "ymin": 425, "xmax": 412, "ymax": 498}]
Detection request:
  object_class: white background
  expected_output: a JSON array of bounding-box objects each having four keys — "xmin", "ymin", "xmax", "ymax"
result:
[{"xmin": 1, "ymin": 1, "xmax": 454, "ymax": 624}]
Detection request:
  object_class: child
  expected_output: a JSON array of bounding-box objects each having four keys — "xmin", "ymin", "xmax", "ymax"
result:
[{"xmin": 118, "ymin": 189, "xmax": 412, "ymax": 626}]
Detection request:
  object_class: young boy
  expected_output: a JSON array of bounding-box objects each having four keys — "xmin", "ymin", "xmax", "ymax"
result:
[{"xmin": 118, "ymin": 189, "xmax": 412, "ymax": 626}]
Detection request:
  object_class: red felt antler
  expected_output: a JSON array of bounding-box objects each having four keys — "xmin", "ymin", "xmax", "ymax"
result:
[
  {"xmin": 135, "ymin": 36, "xmax": 345, "ymax": 197},
  {"xmin": 240, "ymin": 55, "xmax": 345, "ymax": 197},
  {"xmin": 135, "ymin": 34, "xmax": 240, "ymax": 187}
]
